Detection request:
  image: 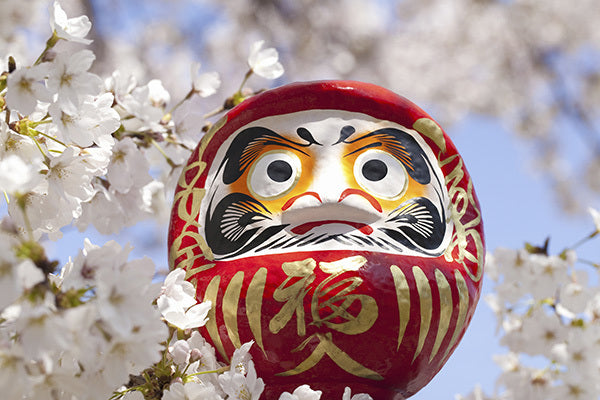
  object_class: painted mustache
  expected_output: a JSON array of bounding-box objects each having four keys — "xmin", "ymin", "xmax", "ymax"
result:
[{"xmin": 204, "ymin": 191, "xmax": 446, "ymax": 260}]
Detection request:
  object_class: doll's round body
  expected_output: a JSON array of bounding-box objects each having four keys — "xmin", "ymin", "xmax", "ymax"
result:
[{"xmin": 168, "ymin": 81, "xmax": 484, "ymax": 399}]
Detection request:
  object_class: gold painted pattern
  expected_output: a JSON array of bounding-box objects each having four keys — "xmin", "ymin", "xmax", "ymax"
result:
[
  {"xmin": 442, "ymin": 270, "xmax": 470, "ymax": 363},
  {"xmin": 185, "ymin": 264, "xmax": 216, "ymax": 280},
  {"xmin": 270, "ymin": 258, "xmax": 317, "ymax": 336},
  {"xmin": 246, "ymin": 267, "xmax": 267, "ymax": 356},
  {"xmin": 413, "ymin": 118, "xmax": 446, "ymax": 152},
  {"xmin": 430, "ymin": 269, "xmax": 453, "ymax": 361},
  {"xmin": 169, "ymin": 115, "xmax": 227, "ymax": 271},
  {"xmin": 440, "ymin": 154, "xmax": 484, "ymax": 282},
  {"xmin": 267, "ymin": 258, "xmax": 380, "ymax": 380},
  {"xmin": 319, "ymin": 255, "xmax": 367, "ymax": 274},
  {"xmin": 203, "ymin": 275, "xmax": 227, "ymax": 361},
  {"xmin": 223, "ymin": 271, "xmax": 244, "ymax": 349},
  {"xmin": 412, "ymin": 266, "xmax": 432, "ymax": 362},
  {"xmin": 390, "ymin": 265, "xmax": 410, "ymax": 350},
  {"xmin": 311, "ymin": 274, "xmax": 378, "ymax": 335},
  {"xmin": 277, "ymin": 333, "xmax": 384, "ymax": 380}
]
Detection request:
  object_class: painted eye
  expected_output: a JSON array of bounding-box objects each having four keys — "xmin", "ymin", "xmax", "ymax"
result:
[
  {"xmin": 248, "ymin": 150, "xmax": 301, "ymax": 199},
  {"xmin": 353, "ymin": 149, "xmax": 407, "ymax": 199}
]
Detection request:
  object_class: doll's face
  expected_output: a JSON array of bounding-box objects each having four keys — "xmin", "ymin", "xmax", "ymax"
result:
[{"xmin": 201, "ymin": 110, "xmax": 452, "ymax": 260}]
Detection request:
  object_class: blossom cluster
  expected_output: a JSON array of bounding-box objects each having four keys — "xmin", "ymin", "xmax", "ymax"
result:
[
  {"xmin": 457, "ymin": 209, "xmax": 600, "ymax": 400},
  {"xmin": 0, "ymin": 2, "xmax": 374, "ymax": 399}
]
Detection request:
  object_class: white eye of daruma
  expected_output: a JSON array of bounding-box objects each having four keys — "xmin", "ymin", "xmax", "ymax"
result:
[
  {"xmin": 248, "ymin": 150, "xmax": 301, "ymax": 200},
  {"xmin": 353, "ymin": 149, "xmax": 407, "ymax": 200}
]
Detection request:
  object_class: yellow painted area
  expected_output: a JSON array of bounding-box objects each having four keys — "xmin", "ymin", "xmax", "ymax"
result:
[{"xmin": 227, "ymin": 142, "xmax": 316, "ymax": 211}]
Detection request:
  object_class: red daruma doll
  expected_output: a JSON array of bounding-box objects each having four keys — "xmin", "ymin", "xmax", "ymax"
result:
[{"xmin": 168, "ymin": 81, "xmax": 485, "ymax": 399}]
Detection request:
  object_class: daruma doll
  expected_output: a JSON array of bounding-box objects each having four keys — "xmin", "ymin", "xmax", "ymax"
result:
[{"xmin": 168, "ymin": 80, "xmax": 484, "ymax": 399}]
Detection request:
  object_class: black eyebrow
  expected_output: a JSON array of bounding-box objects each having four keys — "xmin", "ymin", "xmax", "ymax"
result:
[
  {"xmin": 341, "ymin": 128, "xmax": 431, "ymax": 184},
  {"xmin": 219, "ymin": 126, "xmax": 319, "ymax": 184},
  {"xmin": 333, "ymin": 125, "xmax": 357, "ymax": 145}
]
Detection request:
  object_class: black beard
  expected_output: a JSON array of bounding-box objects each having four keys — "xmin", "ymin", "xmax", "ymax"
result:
[{"xmin": 204, "ymin": 193, "xmax": 446, "ymax": 261}]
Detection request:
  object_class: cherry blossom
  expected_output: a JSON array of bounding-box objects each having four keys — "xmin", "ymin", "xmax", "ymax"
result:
[
  {"xmin": 106, "ymin": 137, "xmax": 151, "ymax": 193},
  {"xmin": 218, "ymin": 359, "xmax": 265, "ymax": 400},
  {"xmin": 247, "ymin": 40, "xmax": 284, "ymax": 80},
  {"xmin": 157, "ymin": 269, "xmax": 212, "ymax": 330},
  {"xmin": 0, "ymin": 247, "xmax": 44, "ymax": 310},
  {"xmin": 0, "ymin": 154, "xmax": 41, "ymax": 195},
  {"xmin": 45, "ymin": 146, "xmax": 96, "ymax": 214},
  {"xmin": 46, "ymin": 49, "xmax": 103, "ymax": 112},
  {"xmin": 589, "ymin": 207, "xmax": 600, "ymax": 233},
  {"xmin": 5, "ymin": 64, "xmax": 51, "ymax": 115},
  {"xmin": 49, "ymin": 0, "xmax": 92, "ymax": 44},
  {"xmin": 163, "ymin": 381, "xmax": 224, "ymax": 400},
  {"xmin": 342, "ymin": 387, "xmax": 374, "ymax": 400},
  {"xmin": 279, "ymin": 385, "xmax": 322, "ymax": 400},
  {"xmin": 49, "ymin": 92, "xmax": 119, "ymax": 147},
  {"xmin": 191, "ymin": 62, "xmax": 221, "ymax": 97}
]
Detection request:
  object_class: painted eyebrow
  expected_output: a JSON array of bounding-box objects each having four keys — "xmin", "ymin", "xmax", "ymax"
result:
[
  {"xmin": 338, "ymin": 127, "xmax": 431, "ymax": 184},
  {"xmin": 220, "ymin": 126, "xmax": 320, "ymax": 184},
  {"xmin": 340, "ymin": 131, "xmax": 409, "ymax": 160}
]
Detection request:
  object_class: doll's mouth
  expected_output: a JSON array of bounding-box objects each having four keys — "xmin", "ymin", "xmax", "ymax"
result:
[{"xmin": 290, "ymin": 220, "xmax": 373, "ymax": 235}]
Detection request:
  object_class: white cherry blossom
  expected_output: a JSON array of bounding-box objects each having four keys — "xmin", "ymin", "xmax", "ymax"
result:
[
  {"xmin": 0, "ymin": 120, "xmax": 42, "ymax": 167},
  {"xmin": 117, "ymin": 82, "xmax": 167, "ymax": 134},
  {"xmin": 0, "ymin": 154, "xmax": 41, "ymax": 195},
  {"xmin": 95, "ymin": 256, "xmax": 160, "ymax": 334},
  {"xmin": 0, "ymin": 248, "xmax": 44, "ymax": 311},
  {"xmin": 342, "ymin": 387, "xmax": 373, "ymax": 400},
  {"xmin": 279, "ymin": 385, "xmax": 322, "ymax": 400},
  {"xmin": 46, "ymin": 50, "xmax": 102, "ymax": 112},
  {"xmin": 247, "ymin": 40, "xmax": 284, "ymax": 79},
  {"xmin": 589, "ymin": 207, "xmax": 600, "ymax": 233},
  {"xmin": 147, "ymin": 79, "xmax": 171, "ymax": 108},
  {"xmin": 191, "ymin": 62, "xmax": 221, "ymax": 97},
  {"xmin": 49, "ymin": 92, "xmax": 119, "ymax": 147},
  {"xmin": 218, "ymin": 359, "xmax": 264, "ymax": 400},
  {"xmin": 157, "ymin": 269, "xmax": 211, "ymax": 330},
  {"xmin": 106, "ymin": 137, "xmax": 152, "ymax": 193},
  {"xmin": 186, "ymin": 330, "xmax": 221, "ymax": 373},
  {"xmin": 45, "ymin": 146, "xmax": 96, "ymax": 213},
  {"xmin": 163, "ymin": 381, "xmax": 224, "ymax": 400},
  {"xmin": 49, "ymin": 0, "xmax": 92, "ymax": 44},
  {"xmin": 5, "ymin": 64, "xmax": 51, "ymax": 115}
]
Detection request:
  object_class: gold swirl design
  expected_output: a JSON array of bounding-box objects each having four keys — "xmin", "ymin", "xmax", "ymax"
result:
[
  {"xmin": 413, "ymin": 118, "xmax": 446, "ymax": 152},
  {"xmin": 439, "ymin": 153, "xmax": 484, "ymax": 282},
  {"xmin": 169, "ymin": 116, "xmax": 228, "ymax": 271}
]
